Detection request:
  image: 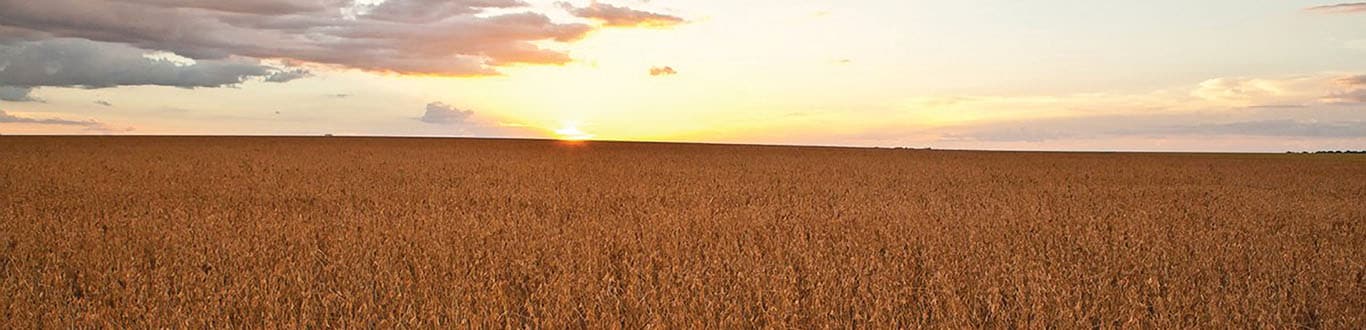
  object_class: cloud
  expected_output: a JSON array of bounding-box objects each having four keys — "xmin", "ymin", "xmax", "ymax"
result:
[
  {"xmin": 419, "ymin": 102, "xmax": 474, "ymax": 125},
  {"xmin": 649, "ymin": 66, "xmax": 677, "ymax": 76},
  {"xmin": 0, "ymin": 38, "xmax": 296, "ymax": 89},
  {"xmin": 941, "ymin": 116, "xmax": 1366, "ymax": 143},
  {"xmin": 1190, "ymin": 74, "xmax": 1366, "ymax": 106},
  {"xmin": 1322, "ymin": 75, "xmax": 1366, "ymax": 103},
  {"xmin": 93, "ymin": 100, "xmax": 112, "ymax": 107},
  {"xmin": 898, "ymin": 74, "xmax": 1363, "ymax": 128},
  {"xmin": 404, "ymin": 101, "xmax": 544, "ymax": 137},
  {"xmin": 1340, "ymin": 75, "xmax": 1366, "ymax": 85},
  {"xmin": 1306, "ymin": 3, "xmax": 1366, "ymax": 13},
  {"xmin": 941, "ymin": 128, "xmax": 1076, "ymax": 143},
  {"xmin": 0, "ymin": 109, "xmax": 113, "ymax": 130},
  {"xmin": 1165, "ymin": 119, "xmax": 1366, "ymax": 138},
  {"xmin": 0, "ymin": 86, "xmax": 37, "ymax": 102},
  {"xmin": 264, "ymin": 69, "xmax": 312, "ymax": 83},
  {"xmin": 361, "ymin": 0, "xmax": 528, "ymax": 23},
  {"xmin": 121, "ymin": 0, "xmax": 344, "ymax": 15},
  {"xmin": 560, "ymin": 2, "xmax": 685, "ymax": 27},
  {"xmin": 1191, "ymin": 76, "xmax": 1324, "ymax": 105},
  {"xmin": 827, "ymin": 73, "xmax": 1366, "ymax": 146},
  {"xmin": 1243, "ymin": 104, "xmax": 1307, "ymax": 109},
  {"xmin": 0, "ymin": 0, "xmax": 597, "ymax": 76},
  {"xmin": 1325, "ymin": 89, "xmax": 1366, "ymax": 103}
]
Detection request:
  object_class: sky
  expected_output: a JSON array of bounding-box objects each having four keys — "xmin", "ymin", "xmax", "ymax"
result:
[{"xmin": 0, "ymin": 0, "xmax": 1364, "ymax": 152}]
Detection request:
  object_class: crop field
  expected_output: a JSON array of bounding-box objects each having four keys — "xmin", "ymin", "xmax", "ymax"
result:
[{"xmin": 0, "ymin": 136, "xmax": 1363, "ymax": 328}]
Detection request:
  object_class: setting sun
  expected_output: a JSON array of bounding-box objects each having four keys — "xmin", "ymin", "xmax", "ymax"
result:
[{"xmin": 553, "ymin": 122, "xmax": 594, "ymax": 141}]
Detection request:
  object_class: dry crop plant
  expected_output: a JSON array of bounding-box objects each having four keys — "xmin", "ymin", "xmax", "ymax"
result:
[{"xmin": 0, "ymin": 136, "xmax": 1363, "ymax": 328}]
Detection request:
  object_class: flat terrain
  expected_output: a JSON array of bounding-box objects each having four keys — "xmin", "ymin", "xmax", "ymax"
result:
[{"xmin": 1, "ymin": 136, "xmax": 1363, "ymax": 328}]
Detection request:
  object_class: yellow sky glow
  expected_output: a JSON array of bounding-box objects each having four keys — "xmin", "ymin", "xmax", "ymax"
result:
[{"xmin": 0, "ymin": 1, "xmax": 1364, "ymax": 151}]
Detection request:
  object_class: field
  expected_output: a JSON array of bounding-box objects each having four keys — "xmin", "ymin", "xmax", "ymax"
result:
[{"xmin": 1, "ymin": 136, "xmax": 1363, "ymax": 328}]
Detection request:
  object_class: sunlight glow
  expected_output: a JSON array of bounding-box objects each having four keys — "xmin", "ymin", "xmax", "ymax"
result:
[{"xmin": 554, "ymin": 122, "xmax": 594, "ymax": 141}]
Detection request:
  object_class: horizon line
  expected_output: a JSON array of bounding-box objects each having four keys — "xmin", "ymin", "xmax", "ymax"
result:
[{"xmin": 2, "ymin": 133, "xmax": 1357, "ymax": 155}]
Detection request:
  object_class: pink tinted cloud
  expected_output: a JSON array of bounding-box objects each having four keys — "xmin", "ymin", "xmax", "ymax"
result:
[
  {"xmin": 0, "ymin": 0, "xmax": 594, "ymax": 76},
  {"xmin": 649, "ymin": 66, "xmax": 677, "ymax": 76},
  {"xmin": 559, "ymin": 2, "xmax": 685, "ymax": 28},
  {"xmin": 1305, "ymin": 2, "xmax": 1366, "ymax": 14}
]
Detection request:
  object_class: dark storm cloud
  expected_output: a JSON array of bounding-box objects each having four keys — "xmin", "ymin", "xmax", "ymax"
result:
[
  {"xmin": 1306, "ymin": 2, "xmax": 1366, "ymax": 13},
  {"xmin": 419, "ymin": 102, "xmax": 474, "ymax": 125},
  {"xmin": 0, "ymin": 0, "xmax": 598, "ymax": 76},
  {"xmin": 0, "ymin": 86, "xmax": 37, "ymax": 102},
  {"xmin": 559, "ymin": 2, "xmax": 685, "ymax": 27},
  {"xmin": 0, "ymin": 38, "xmax": 290, "ymax": 89}
]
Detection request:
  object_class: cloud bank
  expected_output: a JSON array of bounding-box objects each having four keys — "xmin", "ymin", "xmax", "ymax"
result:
[
  {"xmin": 0, "ymin": 38, "xmax": 298, "ymax": 89},
  {"xmin": 1167, "ymin": 119, "xmax": 1366, "ymax": 138},
  {"xmin": 790, "ymin": 73, "xmax": 1366, "ymax": 148},
  {"xmin": 0, "ymin": 0, "xmax": 610, "ymax": 77}
]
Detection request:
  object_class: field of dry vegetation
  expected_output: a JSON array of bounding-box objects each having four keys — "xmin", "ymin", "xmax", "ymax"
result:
[{"xmin": 1, "ymin": 136, "xmax": 1363, "ymax": 328}]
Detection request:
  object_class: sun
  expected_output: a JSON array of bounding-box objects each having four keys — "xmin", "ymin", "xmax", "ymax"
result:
[{"xmin": 553, "ymin": 122, "xmax": 595, "ymax": 141}]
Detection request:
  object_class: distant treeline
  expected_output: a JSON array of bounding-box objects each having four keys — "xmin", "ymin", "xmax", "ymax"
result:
[{"xmin": 1288, "ymin": 150, "xmax": 1366, "ymax": 154}]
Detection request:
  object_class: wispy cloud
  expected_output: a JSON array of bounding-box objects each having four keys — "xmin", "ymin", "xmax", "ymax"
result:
[
  {"xmin": 1164, "ymin": 119, "xmax": 1366, "ymax": 138},
  {"xmin": 1188, "ymin": 74, "xmax": 1366, "ymax": 106},
  {"xmin": 1324, "ymin": 89, "xmax": 1366, "ymax": 103},
  {"xmin": 559, "ymin": 2, "xmax": 685, "ymax": 28},
  {"xmin": 649, "ymin": 66, "xmax": 677, "ymax": 76},
  {"xmin": 1339, "ymin": 75, "xmax": 1366, "ymax": 85},
  {"xmin": 1324, "ymin": 75, "xmax": 1366, "ymax": 103},
  {"xmin": 944, "ymin": 117, "xmax": 1366, "ymax": 143},
  {"xmin": 769, "ymin": 73, "xmax": 1366, "ymax": 147},
  {"xmin": 1305, "ymin": 2, "xmax": 1366, "ymax": 13},
  {"xmin": 0, "ymin": 109, "xmax": 119, "ymax": 130}
]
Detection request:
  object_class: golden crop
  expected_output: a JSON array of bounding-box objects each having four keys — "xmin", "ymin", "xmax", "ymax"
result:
[{"xmin": 1, "ymin": 136, "xmax": 1362, "ymax": 328}]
